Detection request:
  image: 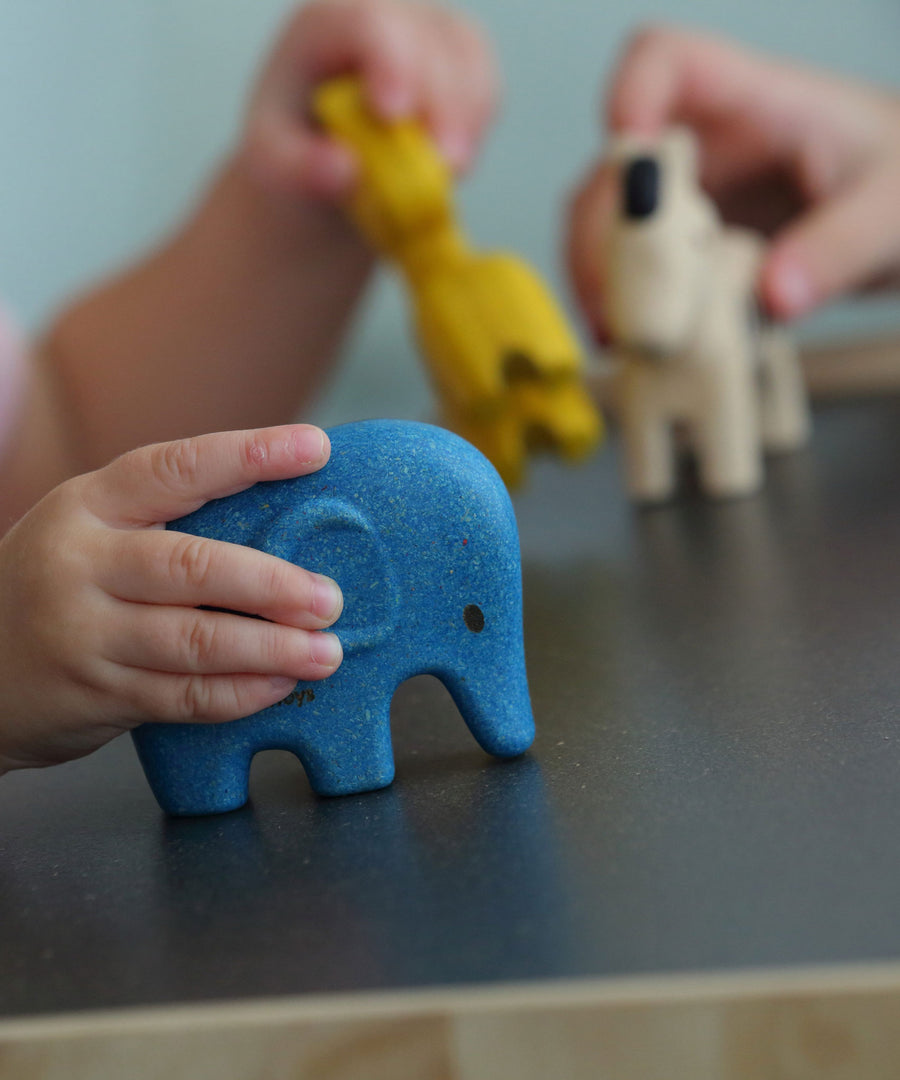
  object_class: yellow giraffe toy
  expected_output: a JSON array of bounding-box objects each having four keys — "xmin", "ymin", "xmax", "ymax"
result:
[{"xmin": 314, "ymin": 76, "xmax": 602, "ymax": 487}]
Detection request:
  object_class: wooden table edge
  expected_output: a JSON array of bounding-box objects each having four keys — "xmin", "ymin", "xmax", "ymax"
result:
[{"xmin": 5, "ymin": 959, "xmax": 900, "ymax": 1041}]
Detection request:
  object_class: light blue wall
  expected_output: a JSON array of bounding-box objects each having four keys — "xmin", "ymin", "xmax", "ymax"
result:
[
  {"xmin": 0, "ymin": 1, "xmax": 289, "ymax": 324},
  {"xmin": 0, "ymin": 1, "xmax": 898, "ymax": 424}
]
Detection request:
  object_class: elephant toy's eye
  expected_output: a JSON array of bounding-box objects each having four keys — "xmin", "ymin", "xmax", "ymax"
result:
[{"xmin": 464, "ymin": 604, "xmax": 485, "ymax": 633}]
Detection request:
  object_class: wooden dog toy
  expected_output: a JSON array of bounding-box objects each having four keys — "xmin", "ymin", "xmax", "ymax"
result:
[{"xmin": 601, "ymin": 128, "xmax": 810, "ymax": 501}]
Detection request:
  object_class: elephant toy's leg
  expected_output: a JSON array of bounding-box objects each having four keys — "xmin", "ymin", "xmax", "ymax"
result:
[
  {"xmin": 133, "ymin": 725, "xmax": 254, "ymax": 816},
  {"xmin": 758, "ymin": 327, "xmax": 811, "ymax": 452},
  {"xmin": 291, "ymin": 696, "xmax": 397, "ymax": 797}
]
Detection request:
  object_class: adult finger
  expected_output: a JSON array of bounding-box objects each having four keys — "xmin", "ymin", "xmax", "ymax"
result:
[
  {"xmin": 273, "ymin": 0, "xmax": 420, "ymax": 118},
  {"xmin": 414, "ymin": 9, "xmax": 499, "ymax": 170},
  {"xmin": 97, "ymin": 529, "xmax": 343, "ymax": 629},
  {"xmin": 245, "ymin": 115, "xmax": 358, "ymax": 199},
  {"xmin": 565, "ymin": 157, "xmax": 618, "ymax": 345},
  {"xmin": 608, "ymin": 24, "xmax": 788, "ymax": 135},
  {"xmin": 245, "ymin": 0, "xmax": 418, "ymax": 197},
  {"xmin": 605, "ymin": 22, "xmax": 860, "ymax": 198},
  {"xmin": 85, "ymin": 425, "xmax": 330, "ymax": 527},
  {"xmin": 762, "ymin": 158, "xmax": 900, "ymax": 318}
]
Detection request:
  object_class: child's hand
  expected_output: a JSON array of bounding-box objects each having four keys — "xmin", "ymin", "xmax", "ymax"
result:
[
  {"xmin": 241, "ymin": 0, "xmax": 499, "ymax": 200},
  {"xmin": 0, "ymin": 425, "xmax": 343, "ymax": 774},
  {"xmin": 567, "ymin": 25, "xmax": 900, "ymax": 337}
]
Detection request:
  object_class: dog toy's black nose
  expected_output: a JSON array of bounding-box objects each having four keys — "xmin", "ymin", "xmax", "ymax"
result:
[{"xmin": 623, "ymin": 157, "xmax": 659, "ymax": 220}]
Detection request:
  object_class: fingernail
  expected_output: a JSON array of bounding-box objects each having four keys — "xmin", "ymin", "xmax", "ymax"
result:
[
  {"xmin": 311, "ymin": 632, "xmax": 343, "ymax": 670},
  {"xmin": 312, "ymin": 575, "xmax": 343, "ymax": 622},
  {"xmin": 270, "ymin": 676, "xmax": 296, "ymax": 694},
  {"xmin": 315, "ymin": 143, "xmax": 357, "ymax": 192},
  {"xmin": 291, "ymin": 427, "xmax": 326, "ymax": 465},
  {"xmin": 436, "ymin": 129, "xmax": 472, "ymax": 170},
  {"xmin": 771, "ymin": 256, "xmax": 815, "ymax": 319},
  {"xmin": 373, "ymin": 81, "xmax": 413, "ymax": 120}
]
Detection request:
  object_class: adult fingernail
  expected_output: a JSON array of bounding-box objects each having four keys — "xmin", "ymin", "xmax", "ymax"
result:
[
  {"xmin": 771, "ymin": 256, "xmax": 815, "ymax": 319},
  {"xmin": 270, "ymin": 676, "xmax": 296, "ymax": 694},
  {"xmin": 373, "ymin": 81, "xmax": 413, "ymax": 119},
  {"xmin": 311, "ymin": 632, "xmax": 343, "ymax": 670},
  {"xmin": 312, "ymin": 575, "xmax": 343, "ymax": 622},
  {"xmin": 436, "ymin": 129, "xmax": 471, "ymax": 170},
  {"xmin": 300, "ymin": 143, "xmax": 356, "ymax": 199},
  {"xmin": 291, "ymin": 427, "xmax": 326, "ymax": 464},
  {"xmin": 318, "ymin": 144, "xmax": 357, "ymax": 190}
]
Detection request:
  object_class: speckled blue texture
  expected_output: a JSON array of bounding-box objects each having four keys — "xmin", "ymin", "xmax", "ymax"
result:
[{"xmin": 132, "ymin": 420, "xmax": 534, "ymax": 816}]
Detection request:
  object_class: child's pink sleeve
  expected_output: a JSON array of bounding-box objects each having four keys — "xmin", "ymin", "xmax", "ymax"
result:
[{"xmin": 0, "ymin": 303, "xmax": 27, "ymax": 459}]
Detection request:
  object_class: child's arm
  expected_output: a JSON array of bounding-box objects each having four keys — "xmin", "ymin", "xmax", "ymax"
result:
[
  {"xmin": 0, "ymin": 424, "xmax": 343, "ymax": 773},
  {"xmin": 6, "ymin": 0, "xmax": 497, "ymax": 517},
  {"xmin": 566, "ymin": 25, "xmax": 900, "ymax": 341}
]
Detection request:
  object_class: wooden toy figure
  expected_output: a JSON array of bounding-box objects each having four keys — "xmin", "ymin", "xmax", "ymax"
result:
[
  {"xmin": 133, "ymin": 420, "xmax": 535, "ymax": 816},
  {"xmin": 601, "ymin": 128, "xmax": 810, "ymax": 502},
  {"xmin": 314, "ymin": 77, "xmax": 602, "ymax": 488}
]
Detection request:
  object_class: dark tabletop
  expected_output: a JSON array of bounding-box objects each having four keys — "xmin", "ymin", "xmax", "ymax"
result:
[{"xmin": 4, "ymin": 398, "xmax": 900, "ymax": 1018}]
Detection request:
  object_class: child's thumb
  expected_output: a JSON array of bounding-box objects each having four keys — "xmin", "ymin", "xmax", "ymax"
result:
[{"xmin": 87, "ymin": 426, "xmax": 330, "ymax": 526}]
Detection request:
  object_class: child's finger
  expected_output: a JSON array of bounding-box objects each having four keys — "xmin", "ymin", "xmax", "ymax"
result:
[
  {"xmin": 87, "ymin": 425, "xmax": 330, "ymax": 527},
  {"xmin": 762, "ymin": 159, "xmax": 900, "ymax": 319},
  {"xmin": 105, "ymin": 605, "xmax": 342, "ymax": 680},
  {"xmin": 117, "ymin": 670, "xmax": 308, "ymax": 725},
  {"xmin": 98, "ymin": 530, "xmax": 343, "ymax": 629}
]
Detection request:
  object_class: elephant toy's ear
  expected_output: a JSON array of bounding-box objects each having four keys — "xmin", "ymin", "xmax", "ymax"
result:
[{"xmin": 267, "ymin": 498, "xmax": 401, "ymax": 654}]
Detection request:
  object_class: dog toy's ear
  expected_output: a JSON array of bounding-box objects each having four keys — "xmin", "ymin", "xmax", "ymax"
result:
[{"xmin": 660, "ymin": 126, "xmax": 700, "ymax": 184}]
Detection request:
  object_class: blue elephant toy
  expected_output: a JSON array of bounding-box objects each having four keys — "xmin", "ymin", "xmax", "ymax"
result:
[{"xmin": 132, "ymin": 420, "xmax": 534, "ymax": 815}]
